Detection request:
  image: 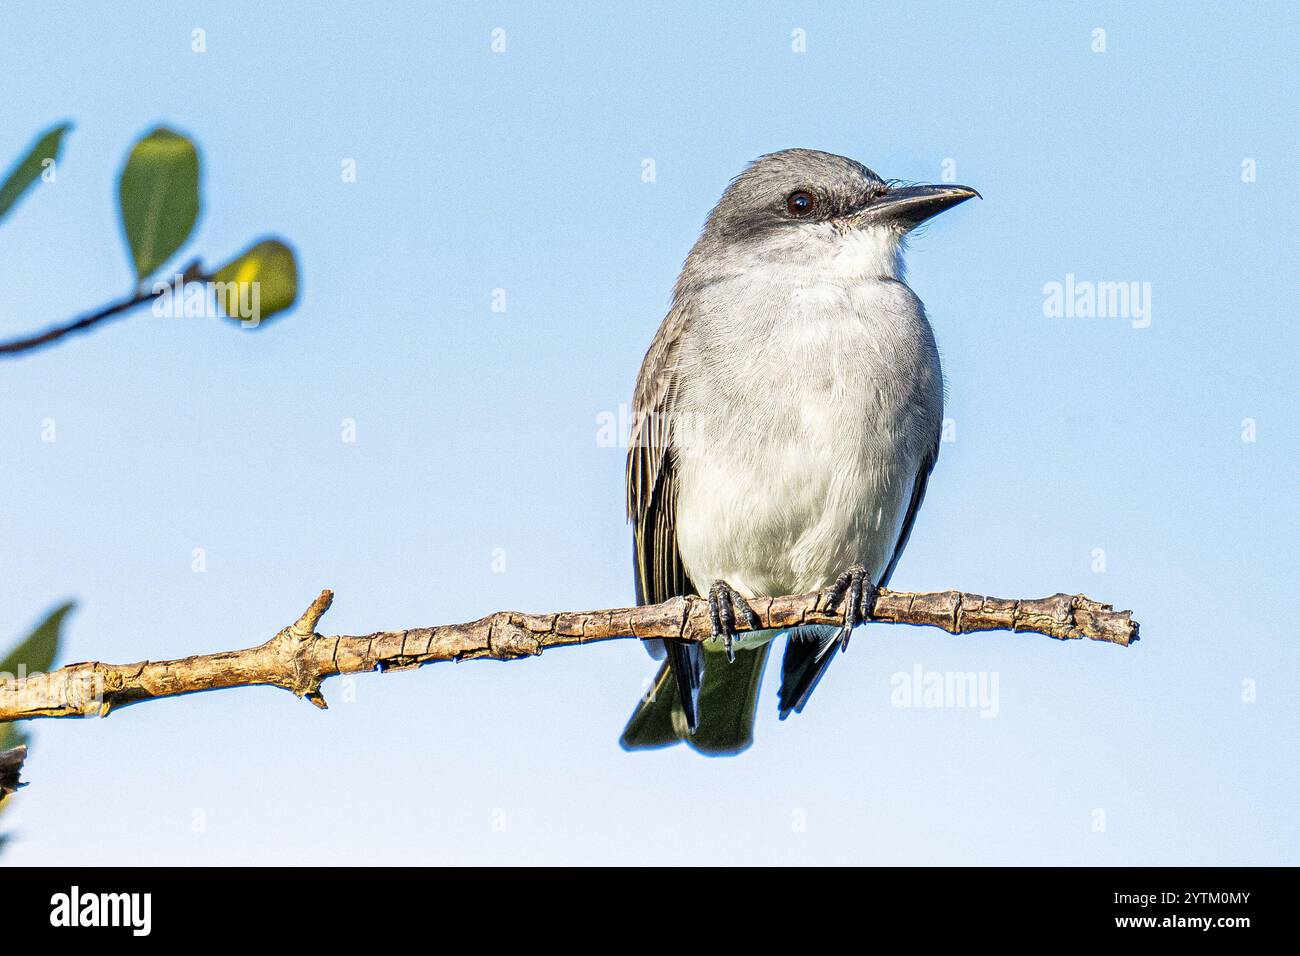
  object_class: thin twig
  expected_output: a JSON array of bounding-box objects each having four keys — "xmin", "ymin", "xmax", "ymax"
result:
[
  {"xmin": 0, "ymin": 586, "xmax": 1137, "ymax": 723},
  {"xmin": 0, "ymin": 260, "xmax": 205, "ymax": 356}
]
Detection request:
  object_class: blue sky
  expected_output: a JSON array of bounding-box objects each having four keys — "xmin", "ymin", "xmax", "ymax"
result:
[{"xmin": 1, "ymin": 1, "xmax": 1296, "ymax": 864}]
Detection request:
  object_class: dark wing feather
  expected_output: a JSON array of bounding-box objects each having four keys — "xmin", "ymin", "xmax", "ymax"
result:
[
  {"xmin": 878, "ymin": 438, "xmax": 939, "ymax": 590},
  {"xmin": 776, "ymin": 626, "xmax": 839, "ymax": 719},
  {"xmin": 778, "ymin": 438, "xmax": 939, "ymax": 718},
  {"xmin": 626, "ymin": 304, "xmax": 701, "ymax": 728}
]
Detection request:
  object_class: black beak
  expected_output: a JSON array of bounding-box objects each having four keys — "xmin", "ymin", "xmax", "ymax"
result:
[{"xmin": 857, "ymin": 183, "xmax": 980, "ymax": 229}]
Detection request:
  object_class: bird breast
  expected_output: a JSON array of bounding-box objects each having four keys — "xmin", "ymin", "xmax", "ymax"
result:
[{"xmin": 672, "ymin": 272, "xmax": 942, "ymax": 599}]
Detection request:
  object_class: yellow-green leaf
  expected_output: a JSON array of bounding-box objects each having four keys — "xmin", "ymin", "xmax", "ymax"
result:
[
  {"xmin": 0, "ymin": 122, "xmax": 71, "ymax": 223},
  {"xmin": 211, "ymin": 238, "xmax": 299, "ymax": 326},
  {"xmin": 0, "ymin": 602, "xmax": 74, "ymax": 754},
  {"xmin": 118, "ymin": 127, "xmax": 200, "ymax": 282}
]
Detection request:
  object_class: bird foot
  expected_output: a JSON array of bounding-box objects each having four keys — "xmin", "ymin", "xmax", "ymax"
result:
[
  {"xmin": 708, "ymin": 580, "xmax": 760, "ymax": 663},
  {"xmin": 826, "ymin": 564, "xmax": 877, "ymax": 651}
]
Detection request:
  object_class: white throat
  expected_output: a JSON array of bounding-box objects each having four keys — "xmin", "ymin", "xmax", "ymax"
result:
[
  {"xmin": 826, "ymin": 223, "xmax": 906, "ymax": 281},
  {"xmin": 734, "ymin": 222, "xmax": 907, "ymax": 285}
]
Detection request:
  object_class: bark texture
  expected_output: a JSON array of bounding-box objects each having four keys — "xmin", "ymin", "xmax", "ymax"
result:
[{"xmin": 0, "ymin": 586, "xmax": 1137, "ymax": 724}]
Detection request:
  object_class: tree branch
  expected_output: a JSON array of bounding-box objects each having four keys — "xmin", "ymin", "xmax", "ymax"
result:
[
  {"xmin": 0, "ymin": 260, "xmax": 205, "ymax": 356},
  {"xmin": 0, "ymin": 586, "xmax": 1137, "ymax": 724}
]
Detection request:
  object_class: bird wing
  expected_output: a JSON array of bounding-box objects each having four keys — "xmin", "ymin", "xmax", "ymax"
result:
[
  {"xmin": 879, "ymin": 434, "xmax": 940, "ymax": 590},
  {"xmin": 627, "ymin": 302, "xmax": 691, "ymax": 606},
  {"xmin": 626, "ymin": 302, "xmax": 701, "ymax": 726},
  {"xmin": 778, "ymin": 435, "xmax": 940, "ymax": 718}
]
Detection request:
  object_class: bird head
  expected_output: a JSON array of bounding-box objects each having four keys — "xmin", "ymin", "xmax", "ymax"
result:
[{"xmin": 687, "ymin": 148, "xmax": 978, "ymax": 282}]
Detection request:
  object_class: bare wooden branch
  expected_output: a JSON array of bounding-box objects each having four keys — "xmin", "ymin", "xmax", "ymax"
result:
[{"xmin": 0, "ymin": 586, "xmax": 1137, "ymax": 724}]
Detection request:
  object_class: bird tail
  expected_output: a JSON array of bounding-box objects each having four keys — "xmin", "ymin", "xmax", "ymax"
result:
[
  {"xmin": 620, "ymin": 639, "xmax": 773, "ymax": 756},
  {"xmin": 777, "ymin": 625, "xmax": 841, "ymax": 719}
]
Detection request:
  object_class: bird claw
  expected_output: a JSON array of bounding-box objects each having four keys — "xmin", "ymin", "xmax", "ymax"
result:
[
  {"xmin": 826, "ymin": 564, "xmax": 877, "ymax": 651},
  {"xmin": 708, "ymin": 580, "xmax": 760, "ymax": 663}
]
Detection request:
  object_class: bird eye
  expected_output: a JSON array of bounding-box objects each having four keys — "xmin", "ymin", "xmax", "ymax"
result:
[{"xmin": 785, "ymin": 190, "xmax": 815, "ymax": 217}]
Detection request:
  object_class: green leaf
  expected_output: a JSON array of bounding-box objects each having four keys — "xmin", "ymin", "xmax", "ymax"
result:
[
  {"xmin": 0, "ymin": 122, "xmax": 71, "ymax": 223},
  {"xmin": 211, "ymin": 238, "xmax": 299, "ymax": 326},
  {"xmin": 118, "ymin": 127, "xmax": 200, "ymax": 282},
  {"xmin": 0, "ymin": 602, "xmax": 72, "ymax": 678},
  {"xmin": 0, "ymin": 602, "xmax": 74, "ymax": 754}
]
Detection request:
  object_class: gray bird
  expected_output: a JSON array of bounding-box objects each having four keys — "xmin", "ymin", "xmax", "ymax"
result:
[{"xmin": 620, "ymin": 148, "xmax": 978, "ymax": 755}]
